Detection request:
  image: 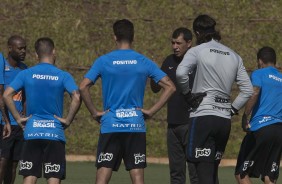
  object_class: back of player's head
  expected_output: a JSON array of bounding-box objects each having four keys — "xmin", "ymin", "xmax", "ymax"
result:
[
  {"xmin": 113, "ymin": 19, "xmax": 134, "ymax": 43},
  {"xmin": 7, "ymin": 35, "xmax": 25, "ymax": 46},
  {"xmin": 34, "ymin": 37, "xmax": 55, "ymax": 58},
  {"xmin": 172, "ymin": 27, "xmax": 192, "ymax": 42},
  {"xmin": 257, "ymin": 46, "xmax": 276, "ymax": 65},
  {"xmin": 193, "ymin": 14, "xmax": 221, "ymax": 44}
]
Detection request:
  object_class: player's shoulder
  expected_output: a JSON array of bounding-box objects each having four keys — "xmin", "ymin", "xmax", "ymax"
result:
[
  {"xmin": 163, "ymin": 54, "xmax": 174, "ymax": 62},
  {"xmin": 18, "ymin": 61, "xmax": 28, "ymax": 69},
  {"xmin": 251, "ymin": 67, "xmax": 272, "ymax": 79}
]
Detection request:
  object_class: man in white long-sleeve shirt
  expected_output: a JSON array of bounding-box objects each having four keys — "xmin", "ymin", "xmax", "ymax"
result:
[{"xmin": 176, "ymin": 14, "xmax": 253, "ymax": 184}]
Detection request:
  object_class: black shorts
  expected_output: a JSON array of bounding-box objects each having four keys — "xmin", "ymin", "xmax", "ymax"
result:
[
  {"xmin": 96, "ymin": 132, "xmax": 146, "ymax": 171},
  {"xmin": 235, "ymin": 123, "xmax": 282, "ymax": 182},
  {"xmin": 1, "ymin": 125, "xmax": 23, "ymax": 160},
  {"xmin": 186, "ymin": 115, "xmax": 231, "ymax": 163},
  {"xmin": 235, "ymin": 133, "xmax": 255, "ymax": 175},
  {"xmin": 19, "ymin": 139, "xmax": 66, "ymax": 180}
]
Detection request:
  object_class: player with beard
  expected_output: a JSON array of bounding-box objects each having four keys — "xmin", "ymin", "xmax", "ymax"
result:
[
  {"xmin": 3, "ymin": 37, "xmax": 81, "ymax": 184},
  {"xmin": 0, "ymin": 35, "xmax": 27, "ymax": 184},
  {"xmin": 150, "ymin": 27, "xmax": 198, "ymax": 184}
]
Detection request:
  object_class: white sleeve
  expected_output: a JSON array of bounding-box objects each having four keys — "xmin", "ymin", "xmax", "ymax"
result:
[
  {"xmin": 232, "ymin": 58, "xmax": 253, "ymax": 110},
  {"xmin": 176, "ymin": 48, "xmax": 197, "ymax": 94}
]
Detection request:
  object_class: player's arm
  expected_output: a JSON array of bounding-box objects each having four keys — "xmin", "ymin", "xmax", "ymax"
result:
[
  {"xmin": 79, "ymin": 78, "xmax": 106, "ymax": 122},
  {"xmin": 142, "ymin": 76, "xmax": 176, "ymax": 118},
  {"xmin": 54, "ymin": 90, "xmax": 81, "ymax": 129},
  {"xmin": 3, "ymin": 87, "xmax": 30, "ymax": 130},
  {"xmin": 176, "ymin": 50, "xmax": 197, "ymax": 95},
  {"xmin": 0, "ymin": 84, "xmax": 11, "ymax": 138},
  {"xmin": 241, "ymin": 86, "xmax": 260, "ymax": 131},
  {"xmin": 231, "ymin": 59, "xmax": 253, "ymax": 112},
  {"xmin": 150, "ymin": 79, "xmax": 161, "ymax": 93},
  {"xmin": 244, "ymin": 86, "xmax": 260, "ymax": 116},
  {"xmin": 150, "ymin": 62, "xmax": 166, "ymax": 93}
]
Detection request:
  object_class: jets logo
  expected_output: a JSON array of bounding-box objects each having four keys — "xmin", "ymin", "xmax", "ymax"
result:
[
  {"xmin": 134, "ymin": 153, "xmax": 145, "ymax": 164},
  {"xmin": 19, "ymin": 160, "xmax": 33, "ymax": 170},
  {"xmin": 45, "ymin": 163, "xmax": 60, "ymax": 173},
  {"xmin": 98, "ymin": 152, "xmax": 113, "ymax": 163},
  {"xmin": 195, "ymin": 148, "xmax": 211, "ymax": 158}
]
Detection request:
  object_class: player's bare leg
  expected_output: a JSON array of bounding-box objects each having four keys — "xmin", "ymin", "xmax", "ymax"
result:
[
  {"xmin": 0, "ymin": 158, "xmax": 8, "ymax": 183},
  {"xmin": 5, "ymin": 161, "xmax": 18, "ymax": 184},
  {"xmin": 235, "ymin": 174, "xmax": 241, "ymax": 184},
  {"xmin": 239, "ymin": 175, "xmax": 252, "ymax": 184},
  {"xmin": 129, "ymin": 168, "xmax": 144, "ymax": 184},
  {"xmin": 47, "ymin": 177, "xmax": 61, "ymax": 184},
  {"xmin": 23, "ymin": 176, "xmax": 37, "ymax": 184},
  {"xmin": 96, "ymin": 167, "xmax": 112, "ymax": 184},
  {"xmin": 264, "ymin": 176, "xmax": 275, "ymax": 184}
]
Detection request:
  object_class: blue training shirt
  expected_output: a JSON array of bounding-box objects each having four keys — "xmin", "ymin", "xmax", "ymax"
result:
[
  {"xmin": 249, "ymin": 66, "xmax": 282, "ymax": 131},
  {"xmin": 85, "ymin": 49, "xmax": 166, "ymax": 133},
  {"xmin": 1, "ymin": 59, "xmax": 27, "ymax": 126},
  {"xmin": 0, "ymin": 53, "xmax": 4, "ymax": 85},
  {"xmin": 0, "ymin": 53, "xmax": 4, "ymax": 123},
  {"xmin": 9, "ymin": 63, "xmax": 78, "ymax": 142}
]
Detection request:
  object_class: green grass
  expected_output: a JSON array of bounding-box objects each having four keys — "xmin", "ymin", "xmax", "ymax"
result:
[{"xmin": 14, "ymin": 162, "xmax": 281, "ymax": 184}]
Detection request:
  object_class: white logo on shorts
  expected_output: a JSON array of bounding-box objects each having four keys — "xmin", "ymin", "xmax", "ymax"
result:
[
  {"xmin": 45, "ymin": 163, "xmax": 60, "ymax": 173},
  {"xmin": 195, "ymin": 148, "xmax": 211, "ymax": 158},
  {"xmin": 98, "ymin": 152, "xmax": 113, "ymax": 163},
  {"xmin": 242, "ymin": 160, "xmax": 254, "ymax": 171},
  {"xmin": 19, "ymin": 160, "xmax": 33, "ymax": 170},
  {"xmin": 134, "ymin": 153, "xmax": 145, "ymax": 164},
  {"xmin": 271, "ymin": 162, "xmax": 279, "ymax": 172},
  {"xmin": 215, "ymin": 151, "xmax": 223, "ymax": 160}
]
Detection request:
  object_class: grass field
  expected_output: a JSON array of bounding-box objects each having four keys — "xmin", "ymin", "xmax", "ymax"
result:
[{"xmin": 14, "ymin": 162, "xmax": 281, "ymax": 184}]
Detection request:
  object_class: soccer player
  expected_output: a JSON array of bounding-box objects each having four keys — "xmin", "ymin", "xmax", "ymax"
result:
[
  {"xmin": 176, "ymin": 14, "xmax": 253, "ymax": 184},
  {"xmin": 3, "ymin": 37, "xmax": 81, "ymax": 184},
  {"xmin": 235, "ymin": 47, "xmax": 282, "ymax": 184},
  {"xmin": 80, "ymin": 19, "xmax": 176, "ymax": 184},
  {"xmin": 0, "ymin": 35, "xmax": 27, "ymax": 184},
  {"xmin": 150, "ymin": 27, "xmax": 198, "ymax": 184},
  {"xmin": 0, "ymin": 52, "xmax": 10, "ymax": 139}
]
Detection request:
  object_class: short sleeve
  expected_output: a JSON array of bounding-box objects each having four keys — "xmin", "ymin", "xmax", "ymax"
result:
[
  {"xmin": 250, "ymin": 71, "xmax": 262, "ymax": 88},
  {"xmin": 146, "ymin": 58, "xmax": 166, "ymax": 83},
  {"xmin": 9, "ymin": 70, "xmax": 25, "ymax": 91},
  {"xmin": 84, "ymin": 58, "xmax": 103, "ymax": 83},
  {"xmin": 63, "ymin": 72, "xmax": 78, "ymax": 94}
]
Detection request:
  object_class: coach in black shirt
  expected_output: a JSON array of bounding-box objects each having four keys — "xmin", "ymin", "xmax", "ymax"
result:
[{"xmin": 151, "ymin": 27, "xmax": 198, "ymax": 184}]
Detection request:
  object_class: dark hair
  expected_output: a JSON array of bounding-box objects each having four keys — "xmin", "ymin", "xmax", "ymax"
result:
[
  {"xmin": 257, "ymin": 46, "xmax": 276, "ymax": 65},
  {"xmin": 7, "ymin": 35, "xmax": 25, "ymax": 46},
  {"xmin": 172, "ymin": 27, "xmax": 192, "ymax": 41},
  {"xmin": 193, "ymin": 14, "xmax": 221, "ymax": 45},
  {"xmin": 113, "ymin": 19, "xmax": 134, "ymax": 43},
  {"xmin": 34, "ymin": 37, "xmax": 55, "ymax": 58}
]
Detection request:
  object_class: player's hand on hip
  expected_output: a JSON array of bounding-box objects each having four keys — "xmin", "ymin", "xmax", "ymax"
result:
[
  {"xmin": 54, "ymin": 115, "xmax": 71, "ymax": 129},
  {"xmin": 3, "ymin": 123, "xmax": 11, "ymax": 139},
  {"xmin": 92, "ymin": 110, "xmax": 109, "ymax": 124},
  {"xmin": 241, "ymin": 114, "xmax": 251, "ymax": 132},
  {"xmin": 16, "ymin": 115, "xmax": 31, "ymax": 131},
  {"xmin": 140, "ymin": 109, "xmax": 153, "ymax": 120},
  {"xmin": 184, "ymin": 91, "xmax": 207, "ymax": 110}
]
